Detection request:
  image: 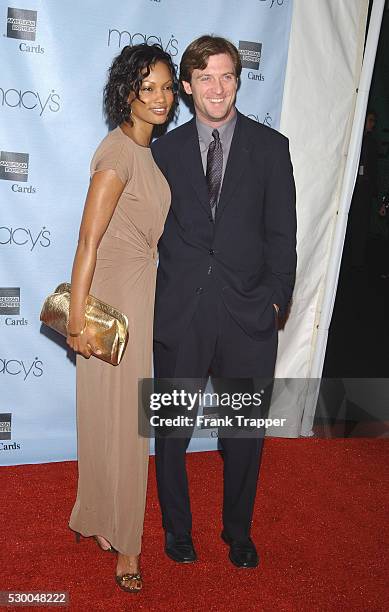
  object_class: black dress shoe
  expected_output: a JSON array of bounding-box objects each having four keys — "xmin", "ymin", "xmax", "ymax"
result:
[
  {"xmin": 221, "ymin": 530, "xmax": 259, "ymax": 568},
  {"xmin": 165, "ymin": 532, "xmax": 197, "ymax": 563}
]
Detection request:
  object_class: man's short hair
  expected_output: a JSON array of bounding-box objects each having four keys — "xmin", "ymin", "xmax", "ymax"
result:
[{"xmin": 180, "ymin": 35, "xmax": 242, "ymax": 84}]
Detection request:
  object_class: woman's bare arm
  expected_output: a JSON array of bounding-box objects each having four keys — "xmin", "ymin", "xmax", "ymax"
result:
[{"xmin": 67, "ymin": 169, "xmax": 124, "ymax": 357}]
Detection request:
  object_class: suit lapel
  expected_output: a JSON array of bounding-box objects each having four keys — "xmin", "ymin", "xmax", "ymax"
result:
[
  {"xmin": 179, "ymin": 119, "xmax": 210, "ymax": 215},
  {"xmin": 216, "ymin": 112, "xmax": 251, "ymax": 223}
]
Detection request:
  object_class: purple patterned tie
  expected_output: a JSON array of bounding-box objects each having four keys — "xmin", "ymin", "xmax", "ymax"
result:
[{"xmin": 206, "ymin": 129, "xmax": 223, "ymax": 219}]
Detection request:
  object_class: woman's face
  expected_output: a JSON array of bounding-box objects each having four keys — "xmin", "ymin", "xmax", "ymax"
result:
[{"xmin": 129, "ymin": 61, "xmax": 174, "ymax": 126}]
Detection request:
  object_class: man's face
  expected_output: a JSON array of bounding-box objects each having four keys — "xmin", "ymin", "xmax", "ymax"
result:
[
  {"xmin": 365, "ymin": 113, "xmax": 376, "ymax": 133},
  {"xmin": 182, "ymin": 53, "xmax": 238, "ymax": 126}
]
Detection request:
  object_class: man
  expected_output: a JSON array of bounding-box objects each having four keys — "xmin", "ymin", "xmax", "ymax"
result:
[
  {"xmin": 151, "ymin": 35, "xmax": 296, "ymax": 568},
  {"xmin": 378, "ymin": 190, "xmax": 389, "ymax": 279},
  {"xmin": 347, "ymin": 109, "xmax": 378, "ymax": 271}
]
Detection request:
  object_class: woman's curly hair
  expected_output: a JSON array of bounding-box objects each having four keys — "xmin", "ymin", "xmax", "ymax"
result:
[{"xmin": 103, "ymin": 44, "xmax": 178, "ymax": 127}]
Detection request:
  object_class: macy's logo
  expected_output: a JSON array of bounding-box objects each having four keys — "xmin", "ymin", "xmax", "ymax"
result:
[
  {"xmin": 107, "ymin": 29, "xmax": 178, "ymax": 56},
  {"xmin": 0, "ymin": 87, "xmax": 60, "ymax": 116},
  {"xmin": 0, "ymin": 226, "xmax": 51, "ymax": 250},
  {"xmin": 0, "ymin": 357, "xmax": 43, "ymax": 380}
]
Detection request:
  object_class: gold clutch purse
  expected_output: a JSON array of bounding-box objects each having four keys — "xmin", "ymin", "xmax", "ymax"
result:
[{"xmin": 40, "ymin": 283, "xmax": 129, "ymax": 366}]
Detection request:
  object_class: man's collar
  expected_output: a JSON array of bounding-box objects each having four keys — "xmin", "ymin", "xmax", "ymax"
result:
[{"xmin": 196, "ymin": 108, "xmax": 237, "ymax": 144}]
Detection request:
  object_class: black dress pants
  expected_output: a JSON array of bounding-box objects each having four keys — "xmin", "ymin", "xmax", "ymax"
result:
[{"xmin": 153, "ymin": 283, "xmax": 278, "ymax": 542}]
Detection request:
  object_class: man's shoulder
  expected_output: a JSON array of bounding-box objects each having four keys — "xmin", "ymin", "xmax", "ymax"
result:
[
  {"xmin": 152, "ymin": 119, "xmax": 194, "ymax": 153},
  {"xmin": 239, "ymin": 112, "xmax": 289, "ymax": 148}
]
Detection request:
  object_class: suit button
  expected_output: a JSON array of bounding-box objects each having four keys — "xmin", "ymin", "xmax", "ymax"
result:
[
  {"xmin": 209, "ymin": 249, "xmax": 214, "ymax": 256},
  {"xmin": 208, "ymin": 215, "xmax": 213, "ymax": 223},
  {"xmin": 195, "ymin": 287, "xmax": 203, "ymax": 295}
]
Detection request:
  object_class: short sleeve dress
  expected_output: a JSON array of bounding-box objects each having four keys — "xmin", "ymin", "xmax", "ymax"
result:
[{"xmin": 69, "ymin": 127, "xmax": 171, "ymax": 555}]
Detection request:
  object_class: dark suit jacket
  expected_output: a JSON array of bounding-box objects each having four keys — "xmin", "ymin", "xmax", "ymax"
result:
[{"xmin": 151, "ymin": 110, "xmax": 297, "ymax": 346}]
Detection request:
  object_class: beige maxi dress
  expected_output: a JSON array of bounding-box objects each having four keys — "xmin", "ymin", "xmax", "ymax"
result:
[{"xmin": 69, "ymin": 127, "xmax": 170, "ymax": 555}]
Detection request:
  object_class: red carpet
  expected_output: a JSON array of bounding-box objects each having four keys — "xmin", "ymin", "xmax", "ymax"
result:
[{"xmin": 1, "ymin": 439, "xmax": 388, "ymax": 611}]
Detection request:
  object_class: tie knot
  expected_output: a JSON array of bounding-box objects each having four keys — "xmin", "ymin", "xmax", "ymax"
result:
[{"xmin": 212, "ymin": 129, "xmax": 220, "ymax": 142}]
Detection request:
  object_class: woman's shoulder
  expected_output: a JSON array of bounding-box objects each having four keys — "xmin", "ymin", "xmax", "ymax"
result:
[
  {"xmin": 90, "ymin": 127, "xmax": 133, "ymax": 183},
  {"xmin": 93, "ymin": 127, "xmax": 128, "ymax": 156}
]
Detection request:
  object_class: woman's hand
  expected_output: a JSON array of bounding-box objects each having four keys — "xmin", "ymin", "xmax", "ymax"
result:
[{"xmin": 66, "ymin": 325, "xmax": 102, "ymax": 359}]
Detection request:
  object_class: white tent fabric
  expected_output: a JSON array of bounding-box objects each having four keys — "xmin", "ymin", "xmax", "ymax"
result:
[
  {"xmin": 304, "ymin": 0, "xmax": 386, "ymax": 434},
  {"xmin": 267, "ymin": 0, "xmax": 370, "ymax": 437}
]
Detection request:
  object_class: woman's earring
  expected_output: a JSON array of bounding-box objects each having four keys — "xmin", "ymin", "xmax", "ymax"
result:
[{"xmin": 127, "ymin": 105, "xmax": 133, "ymax": 125}]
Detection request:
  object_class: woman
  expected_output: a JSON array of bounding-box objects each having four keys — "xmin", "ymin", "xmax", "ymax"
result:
[{"xmin": 66, "ymin": 44, "xmax": 176, "ymax": 593}]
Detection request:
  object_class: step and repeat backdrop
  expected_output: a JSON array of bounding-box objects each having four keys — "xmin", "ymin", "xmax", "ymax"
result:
[{"xmin": 0, "ymin": 0, "xmax": 293, "ymax": 465}]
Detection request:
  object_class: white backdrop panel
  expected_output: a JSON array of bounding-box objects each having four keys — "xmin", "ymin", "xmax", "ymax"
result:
[{"xmin": 0, "ymin": 0, "xmax": 293, "ymax": 464}]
